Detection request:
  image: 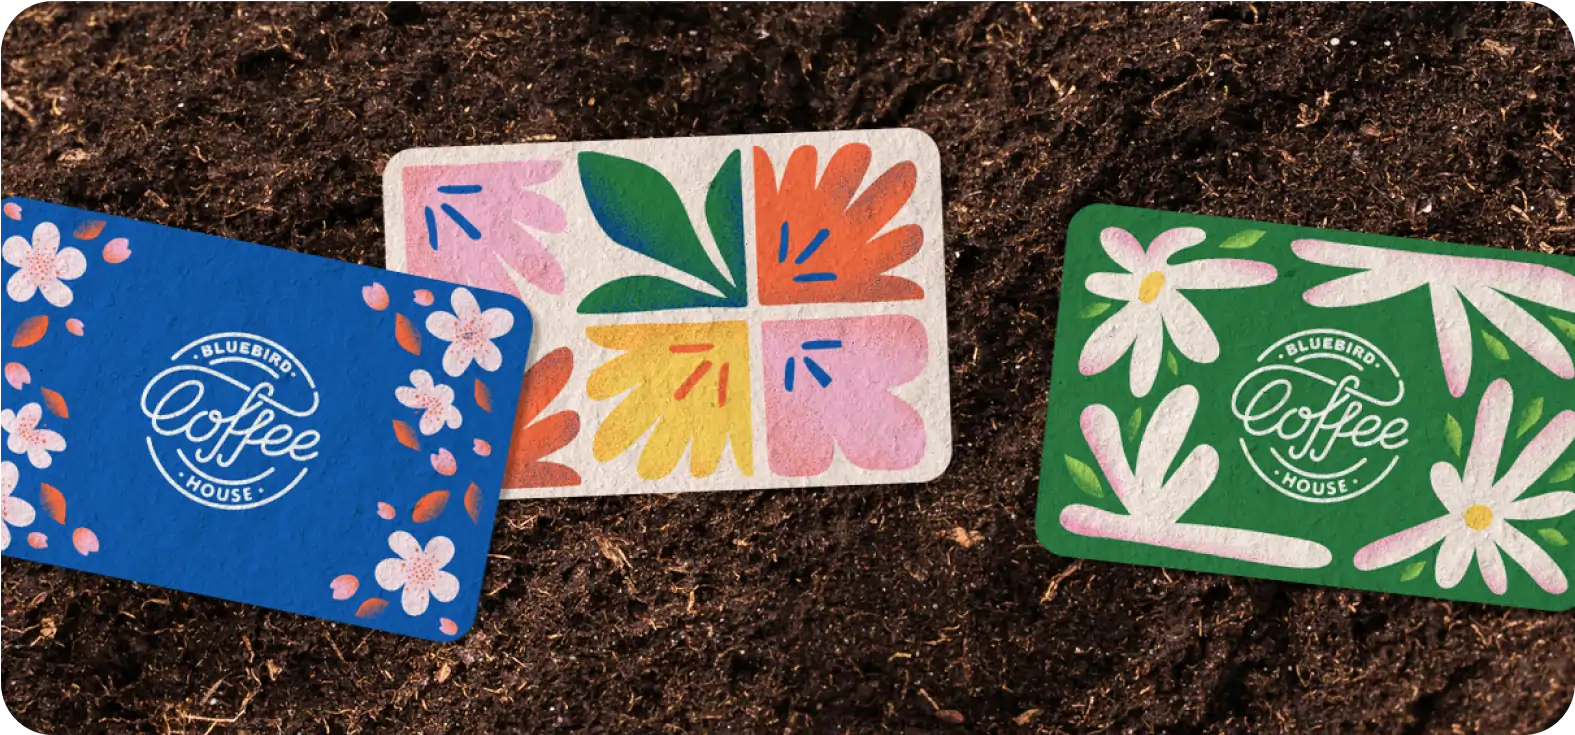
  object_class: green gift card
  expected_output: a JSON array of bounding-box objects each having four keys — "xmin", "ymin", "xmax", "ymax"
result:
[{"xmin": 1037, "ymin": 205, "xmax": 1575, "ymax": 610}]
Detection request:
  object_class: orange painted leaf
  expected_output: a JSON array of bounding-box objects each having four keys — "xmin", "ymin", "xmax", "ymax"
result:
[
  {"xmin": 464, "ymin": 483, "xmax": 481, "ymax": 523},
  {"xmin": 517, "ymin": 347, "xmax": 574, "ymax": 427},
  {"xmin": 395, "ymin": 313, "xmax": 421, "ymax": 355},
  {"xmin": 40, "ymin": 387, "xmax": 68, "ymax": 419},
  {"xmin": 474, "ymin": 379, "xmax": 493, "ymax": 413},
  {"xmin": 11, "ymin": 315, "xmax": 47, "ymax": 347},
  {"xmin": 73, "ymin": 220, "xmax": 106, "ymax": 240},
  {"xmin": 393, "ymin": 420, "xmax": 420, "ymax": 450},
  {"xmin": 355, "ymin": 598, "xmax": 388, "ymax": 618},
  {"xmin": 504, "ymin": 347, "xmax": 583, "ymax": 489},
  {"xmin": 330, "ymin": 574, "xmax": 359, "ymax": 600},
  {"xmin": 72, "ymin": 528, "xmax": 99, "ymax": 555},
  {"xmin": 412, "ymin": 490, "xmax": 450, "ymax": 523},
  {"xmin": 39, "ymin": 483, "xmax": 65, "ymax": 524}
]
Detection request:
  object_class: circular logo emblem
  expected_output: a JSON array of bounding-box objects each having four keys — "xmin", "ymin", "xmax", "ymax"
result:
[
  {"xmin": 140, "ymin": 333, "xmax": 322, "ymax": 510},
  {"xmin": 1231, "ymin": 329, "xmax": 1409, "ymax": 503}
]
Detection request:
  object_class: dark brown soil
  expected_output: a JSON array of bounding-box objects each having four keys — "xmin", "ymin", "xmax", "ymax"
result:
[{"xmin": 4, "ymin": 3, "xmax": 1574, "ymax": 733}]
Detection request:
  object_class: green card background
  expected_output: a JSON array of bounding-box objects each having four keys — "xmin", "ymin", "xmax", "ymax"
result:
[{"xmin": 1036, "ymin": 204, "xmax": 1575, "ymax": 611}]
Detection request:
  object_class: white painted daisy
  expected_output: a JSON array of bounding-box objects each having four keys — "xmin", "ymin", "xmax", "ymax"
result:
[
  {"xmin": 395, "ymin": 369, "xmax": 462, "ymax": 435},
  {"xmin": 425, "ymin": 287, "xmax": 515, "ymax": 377},
  {"xmin": 0, "ymin": 403, "xmax": 66, "ymax": 469},
  {"xmin": 1, "ymin": 461, "xmax": 35, "ymax": 551},
  {"xmin": 1295, "ymin": 239, "xmax": 1575, "ymax": 397},
  {"xmin": 374, "ymin": 531, "xmax": 461, "ymax": 616},
  {"xmin": 1354, "ymin": 379, "xmax": 1575, "ymax": 594},
  {"xmin": 4, "ymin": 222, "xmax": 87, "ymax": 307},
  {"xmin": 1060, "ymin": 384, "xmax": 1333, "ymax": 568},
  {"xmin": 1080, "ymin": 227, "xmax": 1278, "ymax": 397}
]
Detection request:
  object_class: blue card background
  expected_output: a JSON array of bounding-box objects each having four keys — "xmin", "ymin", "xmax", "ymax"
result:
[{"xmin": 0, "ymin": 199, "xmax": 530, "ymax": 641}]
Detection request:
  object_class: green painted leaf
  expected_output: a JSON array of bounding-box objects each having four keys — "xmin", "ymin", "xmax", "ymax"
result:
[
  {"xmin": 1481, "ymin": 330, "xmax": 1510, "ymax": 361},
  {"xmin": 1218, "ymin": 229, "xmax": 1267, "ymax": 250},
  {"xmin": 1549, "ymin": 460, "xmax": 1575, "ymax": 484},
  {"xmin": 1537, "ymin": 528, "xmax": 1570, "ymax": 548},
  {"xmin": 1080, "ymin": 302, "xmax": 1111, "ymax": 319},
  {"xmin": 1444, "ymin": 414, "xmax": 1463, "ymax": 457},
  {"xmin": 1064, "ymin": 456, "xmax": 1104, "ymax": 499},
  {"xmin": 1515, "ymin": 397, "xmax": 1545, "ymax": 438},
  {"xmin": 1127, "ymin": 406, "xmax": 1143, "ymax": 441},
  {"xmin": 1400, "ymin": 560, "xmax": 1426, "ymax": 582},
  {"xmin": 578, "ymin": 151, "xmax": 746, "ymax": 313},
  {"xmin": 1551, "ymin": 315, "xmax": 1575, "ymax": 342},
  {"xmin": 1165, "ymin": 351, "xmax": 1179, "ymax": 376}
]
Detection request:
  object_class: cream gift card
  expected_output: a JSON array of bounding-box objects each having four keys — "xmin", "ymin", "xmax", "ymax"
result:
[{"xmin": 383, "ymin": 130, "xmax": 951, "ymax": 498}]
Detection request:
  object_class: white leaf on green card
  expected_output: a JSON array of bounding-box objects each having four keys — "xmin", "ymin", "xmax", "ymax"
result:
[
  {"xmin": 1400, "ymin": 560, "xmax": 1426, "ymax": 582},
  {"xmin": 1064, "ymin": 455, "xmax": 1104, "ymax": 499},
  {"xmin": 1127, "ymin": 406, "xmax": 1143, "ymax": 441},
  {"xmin": 1481, "ymin": 330, "xmax": 1510, "ymax": 361},
  {"xmin": 1515, "ymin": 397, "xmax": 1544, "ymax": 438},
  {"xmin": 1537, "ymin": 529, "xmax": 1569, "ymax": 548},
  {"xmin": 1552, "ymin": 315, "xmax": 1575, "ymax": 342},
  {"xmin": 1444, "ymin": 414, "xmax": 1463, "ymax": 457},
  {"xmin": 1549, "ymin": 460, "xmax": 1575, "ymax": 484},
  {"xmin": 1165, "ymin": 351, "xmax": 1179, "ymax": 376},
  {"xmin": 1080, "ymin": 302, "xmax": 1111, "ymax": 319},
  {"xmin": 1219, "ymin": 229, "xmax": 1267, "ymax": 250}
]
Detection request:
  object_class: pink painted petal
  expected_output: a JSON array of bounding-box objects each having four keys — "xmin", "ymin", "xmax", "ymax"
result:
[
  {"xmin": 362, "ymin": 282, "xmax": 390, "ymax": 310},
  {"xmin": 1085, "ymin": 273, "xmax": 1137, "ymax": 301},
  {"xmin": 1078, "ymin": 303, "xmax": 1145, "ymax": 377},
  {"xmin": 1463, "ymin": 379, "xmax": 1513, "ymax": 492},
  {"xmin": 1135, "ymin": 385, "xmax": 1198, "ymax": 489},
  {"xmin": 1301, "ymin": 267, "xmax": 1424, "ymax": 307},
  {"xmin": 499, "ymin": 237, "xmax": 566, "ymax": 295},
  {"xmin": 377, "ymin": 502, "xmax": 396, "ymax": 520},
  {"xmin": 1433, "ymin": 530, "xmax": 1473, "ymax": 589},
  {"xmin": 2, "ymin": 203, "xmax": 20, "ymax": 220},
  {"xmin": 54, "ymin": 247, "xmax": 86, "ymax": 279},
  {"xmin": 4, "ymin": 363, "xmax": 30, "ymax": 390},
  {"xmin": 1506, "ymin": 491, "xmax": 1575, "ymax": 521},
  {"xmin": 1430, "ymin": 462, "xmax": 1469, "ymax": 514},
  {"xmin": 1059, "ymin": 505, "xmax": 1332, "ymax": 568},
  {"xmin": 426, "ymin": 311, "xmax": 459, "ymax": 341},
  {"xmin": 1144, "ymin": 227, "xmax": 1206, "ymax": 266},
  {"xmin": 432, "ymin": 448, "xmax": 458, "ymax": 476},
  {"xmin": 439, "ymin": 618, "xmax": 459, "ymax": 635},
  {"xmin": 1081, "ymin": 404, "xmax": 1139, "ymax": 507},
  {"xmin": 400, "ymin": 161, "xmax": 567, "ymax": 297},
  {"xmin": 1, "ymin": 235, "xmax": 28, "ymax": 267},
  {"xmin": 388, "ymin": 530, "xmax": 422, "ymax": 559},
  {"xmin": 402, "ymin": 584, "xmax": 431, "ymax": 616},
  {"xmin": 512, "ymin": 188, "xmax": 569, "ymax": 232},
  {"xmin": 430, "ymin": 571, "xmax": 460, "ymax": 603},
  {"xmin": 1463, "ymin": 285, "xmax": 1575, "ymax": 379},
  {"xmin": 1149, "ymin": 445, "xmax": 1218, "ymax": 523},
  {"xmin": 374, "ymin": 558, "xmax": 407, "ymax": 590},
  {"xmin": 330, "ymin": 574, "xmax": 359, "ymax": 600},
  {"xmin": 65, "ymin": 318, "xmax": 84, "ymax": 336},
  {"xmin": 1099, "ymin": 228, "xmax": 1149, "ymax": 273},
  {"xmin": 1157, "ymin": 292, "xmax": 1219, "ymax": 364},
  {"xmin": 1496, "ymin": 524, "xmax": 1568, "ymax": 594},
  {"xmin": 425, "ymin": 536, "xmax": 456, "ymax": 567},
  {"xmin": 1129, "ymin": 307, "xmax": 1164, "ymax": 398},
  {"xmin": 26, "ymin": 532, "xmax": 45, "ymax": 549},
  {"xmin": 1354, "ymin": 515, "xmax": 1455, "ymax": 570},
  {"xmin": 1475, "ymin": 537, "xmax": 1508, "ymax": 594},
  {"xmin": 1431, "ymin": 284, "xmax": 1474, "ymax": 398},
  {"xmin": 414, "ymin": 289, "xmax": 435, "ymax": 306},
  {"xmin": 1166, "ymin": 258, "xmax": 1277, "ymax": 291},
  {"xmin": 473, "ymin": 438, "xmax": 492, "ymax": 456},
  {"xmin": 1494, "ymin": 411, "xmax": 1575, "ymax": 503},
  {"xmin": 102, "ymin": 238, "xmax": 131, "ymax": 263},
  {"xmin": 70, "ymin": 527, "xmax": 98, "ymax": 555}
]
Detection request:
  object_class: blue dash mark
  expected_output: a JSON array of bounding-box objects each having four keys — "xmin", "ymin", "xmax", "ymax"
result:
[
  {"xmin": 440, "ymin": 203, "xmax": 482, "ymax": 240},
  {"xmin": 802, "ymin": 357, "xmax": 832, "ymax": 388},
  {"xmin": 437, "ymin": 184, "xmax": 483, "ymax": 194},
  {"xmin": 794, "ymin": 228, "xmax": 830, "ymax": 265}
]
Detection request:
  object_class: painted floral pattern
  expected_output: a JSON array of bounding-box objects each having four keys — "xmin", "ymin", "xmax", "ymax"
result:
[
  {"xmin": 1080, "ymin": 227, "xmax": 1278, "ymax": 398},
  {"xmin": 374, "ymin": 530, "xmax": 461, "ymax": 616},
  {"xmin": 0, "ymin": 461, "xmax": 34, "ymax": 551},
  {"xmin": 575, "ymin": 144, "xmax": 933, "ymax": 481},
  {"xmin": 396, "ymin": 369, "xmax": 463, "ymax": 435},
  {"xmin": 1, "ymin": 402, "xmax": 66, "ymax": 469},
  {"xmin": 4, "ymin": 222, "xmax": 86, "ymax": 307},
  {"xmin": 1355, "ymin": 379, "xmax": 1575, "ymax": 594},
  {"xmin": 426, "ymin": 287, "xmax": 515, "ymax": 377}
]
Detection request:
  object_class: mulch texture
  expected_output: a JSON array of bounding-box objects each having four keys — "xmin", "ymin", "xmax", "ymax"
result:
[{"xmin": 3, "ymin": 3, "xmax": 1573, "ymax": 732}]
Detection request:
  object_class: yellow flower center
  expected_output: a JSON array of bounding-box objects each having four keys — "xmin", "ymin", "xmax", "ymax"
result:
[
  {"xmin": 1138, "ymin": 271, "xmax": 1166, "ymax": 303},
  {"xmin": 1464, "ymin": 504, "xmax": 1494, "ymax": 531}
]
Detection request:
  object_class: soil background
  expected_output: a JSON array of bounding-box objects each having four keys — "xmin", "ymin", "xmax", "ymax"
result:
[{"xmin": 3, "ymin": 3, "xmax": 1575, "ymax": 733}]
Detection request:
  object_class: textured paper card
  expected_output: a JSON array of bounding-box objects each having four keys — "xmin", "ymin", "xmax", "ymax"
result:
[
  {"xmin": 1037, "ymin": 205, "xmax": 1575, "ymax": 610},
  {"xmin": 383, "ymin": 130, "xmax": 951, "ymax": 498},
  {"xmin": 0, "ymin": 199, "xmax": 532, "ymax": 639}
]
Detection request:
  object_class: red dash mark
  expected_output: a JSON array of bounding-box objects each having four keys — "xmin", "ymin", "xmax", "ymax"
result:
[
  {"xmin": 717, "ymin": 363, "xmax": 730, "ymax": 407},
  {"xmin": 669, "ymin": 343, "xmax": 714, "ymax": 354},
  {"xmin": 674, "ymin": 361, "xmax": 713, "ymax": 400}
]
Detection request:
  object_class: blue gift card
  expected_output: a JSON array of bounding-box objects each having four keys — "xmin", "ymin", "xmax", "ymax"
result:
[{"xmin": 0, "ymin": 199, "xmax": 531, "ymax": 641}]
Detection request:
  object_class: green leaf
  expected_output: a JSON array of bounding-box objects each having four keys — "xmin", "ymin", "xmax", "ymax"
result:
[
  {"xmin": 1400, "ymin": 560, "xmax": 1426, "ymax": 582},
  {"xmin": 1127, "ymin": 406, "xmax": 1143, "ymax": 441},
  {"xmin": 1549, "ymin": 460, "xmax": 1575, "ymax": 484},
  {"xmin": 1165, "ymin": 351, "xmax": 1179, "ymax": 376},
  {"xmin": 1551, "ymin": 315, "xmax": 1575, "ymax": 342},
  {"xmin": 1444, "ymin": 414, "xmax": 1463, "ymax": 457},
  {"xmin": 1537, "ymin": 529, "xmax": 1570, "ymax": 548},
  {"xmin": 1515, "ymin": 397, "xmax": 1545, "ymax": 438},
  {"xmin": 577, "ymin": 275, "xmax": 743, "ymax": 314},
  {"xmin": 1218, "ymin": 229, "xmax": 1268, "ymax": 250},
  {"xmin": 1481, "ymin": 330, "xmax": 1510, "ymax": 361},
  {"xmin": 1064, "ymin": 456, "xmax": 1105, "ymax": 499},
  {"xmin": 1080, "ymin": 302, "xmax": 1112, "ymax": 319},
  {"xmin": 578, "ymin": 151, "xmax": 746, "ymax": 312}
]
